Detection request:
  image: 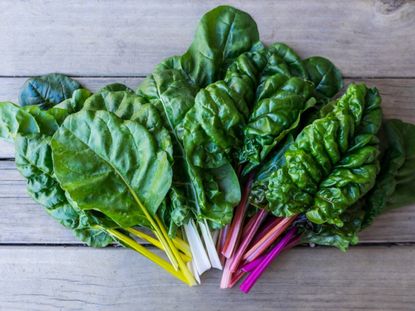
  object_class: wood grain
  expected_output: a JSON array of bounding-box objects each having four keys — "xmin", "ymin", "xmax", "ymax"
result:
[
  {"xmin": 0, "ymin": 246, "xmax": 414, "ymax": 310},
  {"xmin": 0, "ymin": 0, "xmax": 414, "ymax": 77},
  {"xmin": 0, "ymin": 160, "xmax": 414, "ymax": 244},
  {"xmin": 1, "ymin": 77, "xmax": 415, "ymax": 158}
]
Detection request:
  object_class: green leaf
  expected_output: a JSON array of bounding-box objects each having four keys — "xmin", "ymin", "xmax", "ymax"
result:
[
  {"xmin": 138, "ymin": 57, "xmax": 241, "ymax": 228},
  {"xmin": 0, "ymin": 102, "xmax": 40, "ymax": 140},
  {"xmin": 15, "ymin": 134, "xmax": 114, "ymax": 247},
  {"xmin": 19, "ymin": 73, "xmax": 82, "ymax": 109},
  {"xmin": 54, "ymin": 88, "xmax": 92, "ymax": 113},
  {"xmin": 51, "ymin": 110, "xmax": 172, "ymax": 228},
  {"xmin": 263, "ymin": 84, "xmax": 382, "ymax": 226},
  {"xmin": 99, "ymin": 83, "xmax": 134, "ymax": 93},
  {"xmin": 363, "ymin": 119, "xmax": 415, "ymax": 227},
  {"xmin": 83, "ymin": 90, "xmax": 173, "ymax": 159},
  {"xmin": 303, "ymin": 56, "xmax": 343, "ymax": 99},
  {"xmin": 302, "ymin": 202, "xmax": 364, "ymax": 251},
  {"xmin": 180, "ymin": 5, "xmax": 260, "ymax": 87}
]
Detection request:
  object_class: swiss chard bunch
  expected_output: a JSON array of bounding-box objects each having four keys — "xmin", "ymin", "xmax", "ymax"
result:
[{"xmin": 0, "ymin": 5, "xmax": 414, "ymax": 291}]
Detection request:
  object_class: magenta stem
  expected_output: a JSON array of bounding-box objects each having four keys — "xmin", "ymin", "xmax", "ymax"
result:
[
  {"xmin": 241, "ymin": 233, "xmax": 301, "ymax": 273},
  {"xmin": 240, "ymin": 227, "xmax": 297, "ymax": 294},
  {"xmin": 240, "ymin": 254, "xmax": 266, "ymax": 272}
]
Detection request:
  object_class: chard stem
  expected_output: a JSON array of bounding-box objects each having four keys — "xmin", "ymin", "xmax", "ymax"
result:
[
  {"xmin": 106, "ymin": 228, "xmax": 190, "ymax": 285},
  {"xmin": 154, "ymin": 215, "xmax": 196, "ymax": 286},
  {"xmin": 222, "ymin": 175, "xmax": 254, "ymax": 258},
  {"xmin": 126, "ymin": 228, "xmax": 191, "ymax": 262},
  {"xmin": 240, "ymin": 227, "xmax": 297, "ymax": 293},
  {"xmin": 229, "ymin": 209, "xmax": 267, "ymax": 273},
  {"xmin": 242, "ymin": 215, "xmax": 296, "ymax": 262}
]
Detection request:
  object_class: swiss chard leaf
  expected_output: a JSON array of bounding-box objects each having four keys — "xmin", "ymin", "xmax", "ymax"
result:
[
  {"xmin": 19, "ymin": 73, "xmax": 82, "ymax": 109},
  {"xmin": 15, "ymin": 133, "xmax": 114, "ymax": 247},
  {"xmin": 303, "ymin": 56, "xmax": 343, "ymax": 100},
  {"xmin": 180, "ymin": 5, "xmax": 260, "ymax": 87},
  {"xmin": 0, "ymin": 102, "xmax": 40, "ymax": 140},
  {"xmin": 51, "ymin": 110, "xmax": 172, "ymax": 228},
  {"xmin": 363, "ymin": 119, "xmax": 415, "ymax": 226},
  {"xmin": 262, "ymin": 84, "xmax": 382, "ymax": 226}
]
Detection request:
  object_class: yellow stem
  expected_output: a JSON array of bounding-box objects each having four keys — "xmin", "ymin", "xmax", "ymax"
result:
[
  {"xmin": 126, "ymin": 228, "xmax": 191, "ymax": 262},
  {"xmin": 154, "ymin": 215, "xmax": 196, "ymax": 286},
  {"xmin": 107, "ymin": 228, "xmax": 190, "ymax": 285}
]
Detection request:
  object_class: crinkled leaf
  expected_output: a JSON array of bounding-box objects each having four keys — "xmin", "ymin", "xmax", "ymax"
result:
[
  {"xmin": 263, "ymin": 84, "xmax": 382, "ymax": 226},
  {"xmin": 302, "ymin": 202, "xmax": 364, "ymax": 251},
  {"xmin": 19, "ymin": 73, "xmax": 82, "ymax": 109}
]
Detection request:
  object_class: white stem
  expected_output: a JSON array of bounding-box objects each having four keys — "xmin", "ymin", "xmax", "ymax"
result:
[
  {"xmin": 188, "ymin": 260, "xmax": 201, "ymax": 284},
  {"xmin": 184, "ymin": 219, "xmax": 211, "ymax": 276},
  {"xmin": 199, "ymin": 220, "xmax": 223, "ymax": 270}
]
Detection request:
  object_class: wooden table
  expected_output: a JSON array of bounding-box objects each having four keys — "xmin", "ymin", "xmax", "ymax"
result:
[{"xmin": 1, "ymin": 1, "xmax": 415, "ymax": 310}]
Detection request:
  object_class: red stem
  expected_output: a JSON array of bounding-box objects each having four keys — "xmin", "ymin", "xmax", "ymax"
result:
[
  {"xmin": 229, "ymin": 269, "xmax": 245, "ymax": 288},
  {"xmin": 216, "ymin": 225, "xmax": 229, "ymax": 266},
  {"xmin": 229, "ymin": 209, "xmax": 267, "ymax": 272},
  {"xmin": 221, "ymin": 175, "xmax": 254, "ymax": 258}
]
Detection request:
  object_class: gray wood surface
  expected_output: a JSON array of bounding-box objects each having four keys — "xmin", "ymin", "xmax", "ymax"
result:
[
  {"xmin": 0, "ymin": 246, "xmax": 414, "ymax": 311},
  {"xmin": 1, "ymin": 0, "xmax": 415, "ymax": 310},
  {"xmin": 0, "ymin": 0, "xmax": 415, "ymax": 77}
]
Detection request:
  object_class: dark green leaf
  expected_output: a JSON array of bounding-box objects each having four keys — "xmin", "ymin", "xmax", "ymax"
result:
[
  {"xmin": 19, "ymin": 73, "xmax": 82, "ymax": 109},
  {"xmin": 263, "ymin": 84, "xmax": 382, "ymax": 226},
  {"xmin": 303, "ymin": 56, "xmax": 343, "ymax": 99},
  {"xmin": 363, "ymin": 119, "xmax": 415, "ymax": 227},
  {"xmin": 180, "ymin": 5, "xmax": 260, "ymax": 87}
]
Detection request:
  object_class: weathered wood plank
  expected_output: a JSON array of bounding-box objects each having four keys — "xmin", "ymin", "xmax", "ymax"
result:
[
  {"xmin": 1, "ymin": 77, "xmax": 415, "ymax": 158},
  {"xmin": 0, "ymin": 160, "xmax": 414, "ymax": 244},
  {"xmin": 0, "ymin": 0, "xmax": 414, "ymax": 77},
  {"xmin": 0, "ymin": 246, "xmax": 414, "ymax": 310}
]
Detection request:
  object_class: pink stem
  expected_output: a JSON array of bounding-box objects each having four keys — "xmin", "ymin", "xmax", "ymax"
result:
[
  {"xmin": 229, "ymin": 209, "xmax": 267, "ymax": 272},
  {"xmin": 216, "ymin": 225, "xmax": 229, "ymax": 266},
  {"xmin": 229, "ymin": 269, "xmax": 245, "ymax": 288},
  {"xmin": 242, "ymin": 215, "xmax": 297, "ymax": 263},
  {"xmin": 220, "ymin": 255, "xmax": 234, "ymax": 289},
  {"xmin": 241, "ymin": 211, "xmax": 261, "ymax": 240},
  {"xmin": 221, "ymin": 175, "xmax": 254, "ymax": 258},
  {"xmin": 240, "ymin": 234, "xmax": 301, "ymax": 273},
  {"xmin": 240, "ymin": 227, "xmax": 297, "ymax": 294},
  {"xmin": 250, "ymin": 217, "xmax": 282, "ymax": 246}
]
